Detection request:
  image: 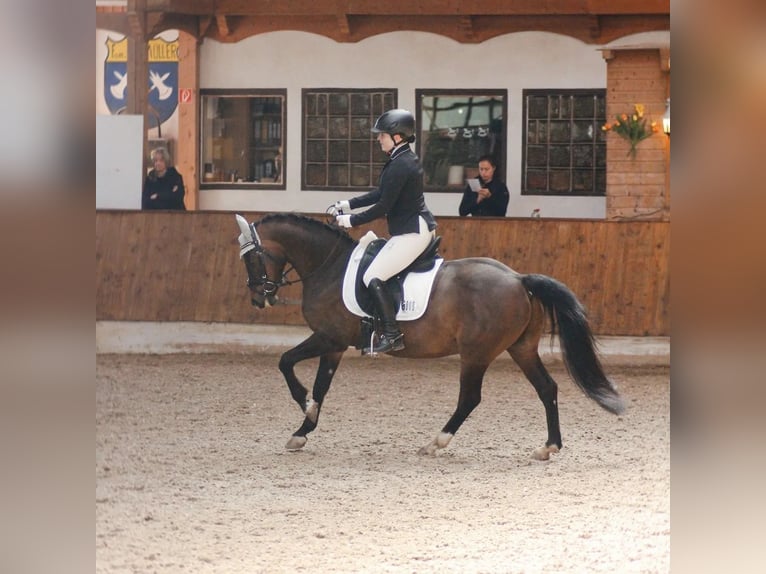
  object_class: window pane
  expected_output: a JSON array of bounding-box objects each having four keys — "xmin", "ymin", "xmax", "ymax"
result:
[
  {"xmin": 200, "ymin": 90, "xmax": 286, "ymax": 188},
  {"xmin": 306, "ymin": 140, "xmax": 326, "ymax": 163},
  {"xmin": 306, "ymin": 163, "xmax": 326, "ymax": 186},
  {"xmin": 527, "ymin": 170, "xmax": 548, "ymax": 191},
  {"xmin": 572, "ymin": 144, "xmax": 595, "ymax": 168},
  {"xmin": 549, "ymin": 146, "xmax": 570, "ymax": 167},
  {"xmin": 572, "ymin": 121, "xmax": 595, "ymax": 142},
  {"xmin": 550, "ymin": 170, "xmax": 571, "ymax": 192},
  {"xmin": 328, "ymin": 142, "xmax": 349, "ymax": 163},
  {"xmin": 328, "ymin": 164, "xmax": 348, "ymax": 186},
  {"xmin": 527, "ymin": 145, "xmax": 547, "ymax": 167},
  {"xmin": 573, "ymin": 95, "xmax": 595, "ymax": 118},
  {"xmin": 329, "ymin": 116, "xmax": 349, "ymax": 138},
  {"xmin": 350, "ymin": 93, "xmax": 371, "ymax": 115},
  {"xmin": 350, "ymin": 142, "xmax": 371, "ymax": 163},
  {"xmin": 549, "ymin": 121, "xmax": 570, "ymax": 142},
  {"xmin": 350, "ymin": 164, "xmax": 370, "ymax": 187},
  {"xmin": 306, "ymin": 116, "xmax": 327, "ymax": 138}
]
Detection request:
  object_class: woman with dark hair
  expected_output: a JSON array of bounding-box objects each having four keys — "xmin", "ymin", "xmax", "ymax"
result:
[
  {"xmin": 142, "ymin": 147, "xmax": 186, "ymax": 210},
  {"xmin": 458, "ymin": 155, "xmax": 509, "ymax": 217},
  {"xmin": 332, "ymin": 109, "xmax": 437, "ymax": 354}
]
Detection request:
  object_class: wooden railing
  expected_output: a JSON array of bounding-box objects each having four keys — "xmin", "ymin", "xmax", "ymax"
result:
[{"xmin": 96, "ymin": 211, "xmax": 669, "ymax": 336}]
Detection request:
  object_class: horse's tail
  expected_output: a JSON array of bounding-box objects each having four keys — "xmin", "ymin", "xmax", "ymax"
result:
[{"xmin": 521, "ymin": 274, "xmax": 625, "ymax": 415}]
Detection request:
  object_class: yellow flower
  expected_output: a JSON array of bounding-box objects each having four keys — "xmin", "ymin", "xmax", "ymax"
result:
[{"xmin": 606, "ymin": 103, "xmax": 657, "ymax": 158}]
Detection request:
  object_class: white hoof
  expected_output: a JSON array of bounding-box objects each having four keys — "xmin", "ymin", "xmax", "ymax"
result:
[
  {"xmin": 285, "ymin": 436, "xmax": 307, "ymax": 451},
  {"xmin": 532, "ymin": 444, "xmax": 560, "ymax": 461},
  {"xmin": 418, "ymin": 442, "xmax": 437, "ymax": 456},
  {"xmin": 417, "ymin": 432, "xmax": 453, "ymax": 456}
]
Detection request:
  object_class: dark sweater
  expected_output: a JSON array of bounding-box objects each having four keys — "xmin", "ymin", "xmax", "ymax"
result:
[
  {"xmin": 142, "ymin": 167, "xmax": 186, "ymax": 210},
  {"xmin": 458, "ymin": 177, "xmax": 509, "ymax": 217}
]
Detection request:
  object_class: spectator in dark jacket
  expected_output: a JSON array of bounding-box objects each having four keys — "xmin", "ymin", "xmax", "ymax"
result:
[
  {"xmin": 142, "ymin": 147, "xmax": 186, "ymax": 210},
  {"xmin": 458, "ymin": 155, "xmax": 508, "ymax": 217}
]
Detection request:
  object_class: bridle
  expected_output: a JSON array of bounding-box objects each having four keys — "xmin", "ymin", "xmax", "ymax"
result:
[
  {"xmin": 237, "ymin": 216, "xmax": 345, "ymax": 301},
  {"xmin": 238, "ymin": 220, "xmax": 298, "ymax": 297}
]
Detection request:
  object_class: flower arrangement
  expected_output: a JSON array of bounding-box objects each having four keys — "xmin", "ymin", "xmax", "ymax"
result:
[{"xmin": 601, "ymin": 103, "xmax": 660, "ymax": 158}]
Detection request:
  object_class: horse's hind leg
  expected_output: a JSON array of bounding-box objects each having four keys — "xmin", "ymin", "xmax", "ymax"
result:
[
  {"xmin": 509, "ymin": 347, "xmax": 562, "ymax": 461},
  {"xmin": 418, "ymin": 362, "xmax": 488, "ymax": 456}
]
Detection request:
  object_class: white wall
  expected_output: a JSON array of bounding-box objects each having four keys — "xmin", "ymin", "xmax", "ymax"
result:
[
  {"xmin": 96, "ymin": 28, "xmax": 668, "ymax": 218},
  {"xmin": 198, "ymin": 30, "xmax": 606, "ymax": 218}
]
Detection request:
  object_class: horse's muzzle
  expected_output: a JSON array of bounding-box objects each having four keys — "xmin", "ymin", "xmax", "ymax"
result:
[{"xmin": 251, "ymin": 294, "xmax": 278, "ymax": 308}]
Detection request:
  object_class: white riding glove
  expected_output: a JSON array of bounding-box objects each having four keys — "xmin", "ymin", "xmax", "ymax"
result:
[
  {"xmin": 335, "ymin": 214, "xmax": 353, "ymax": 228},
  {"xmin": 332, "ymin": 200, "xmax": 350, "ymax": 215}
]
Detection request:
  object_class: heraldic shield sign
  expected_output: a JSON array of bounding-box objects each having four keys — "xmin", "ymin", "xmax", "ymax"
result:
[{"xmin": 104, "ymin": 36, "xmax": 179, "ymax": 128}]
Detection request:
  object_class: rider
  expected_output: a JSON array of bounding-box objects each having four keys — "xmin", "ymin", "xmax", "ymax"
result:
[{"xmin": 333, "ymin": 109, "xmax": 437, "ymax": 353}]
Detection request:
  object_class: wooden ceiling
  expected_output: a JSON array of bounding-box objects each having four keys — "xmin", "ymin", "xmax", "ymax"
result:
[{"xmin": 98, "ymin": 0, "xmax": 669, "ymax": 45}]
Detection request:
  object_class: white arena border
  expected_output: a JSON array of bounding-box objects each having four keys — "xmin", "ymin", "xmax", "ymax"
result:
[{"xmin": 97, "ymin": 321, "xmax": 670, "ymax": 357}]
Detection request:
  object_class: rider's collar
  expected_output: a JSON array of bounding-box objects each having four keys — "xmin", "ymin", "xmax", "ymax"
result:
[{"xmin": 388, "ymin": 142, "xmax": 410, "ymax": 160}]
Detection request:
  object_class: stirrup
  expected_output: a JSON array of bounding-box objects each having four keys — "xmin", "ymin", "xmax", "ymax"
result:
[{"xmin": 372, "ymin": 332, "xmax": 405, "ymax": 354}]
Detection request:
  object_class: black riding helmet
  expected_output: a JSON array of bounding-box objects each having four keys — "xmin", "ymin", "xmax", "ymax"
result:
[{"xmin": 371, "ymin": 109, "xmax": 416, "ymax": 143}]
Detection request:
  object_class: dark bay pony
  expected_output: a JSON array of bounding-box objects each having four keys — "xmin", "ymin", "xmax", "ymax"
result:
[{"xmin": 235, "ymin": 213, "xmax": 624, "ymax": 460}]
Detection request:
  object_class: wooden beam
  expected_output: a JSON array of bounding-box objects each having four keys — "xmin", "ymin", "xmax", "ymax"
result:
[
  {"xmin": 198, "ymin": 16, "xmax": 215, "ymax": 38},
  {"xmin": 126, "ymin": 0, "xmax": 146, "ymax": 37},
  {"xmin": 216, "ymin": 14, "xmax": 231, "ymax": 37},
  {"xmin": 458, "ymin": 16, "xmax": 474, "ymax": 41},
  {"xmin": 144, "ymin": 0, "xmax": 670, "ymax": 17},
  {"xmin": 659, "ymin": 47, "xmax": 670, "ymax": 72},
  {"xmin": 588, "ymin": 15, "xmax": 601, "ymax": 39},
  {"xmin": 97, "ymin": 12, "xmax": 130, "ymax": 35},
  {"xmin": 335, "ymin": 0, "xmax": 351, "ymax": 38}
]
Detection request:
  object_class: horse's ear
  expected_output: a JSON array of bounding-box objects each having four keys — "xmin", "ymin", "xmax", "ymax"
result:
[
  {"xmin": 235, "ymin": 214, "xmax": 258, "ymax": 258},
  {"xmin": 235, "ymin": 214, "xmax": 252, "ymax": 240}
]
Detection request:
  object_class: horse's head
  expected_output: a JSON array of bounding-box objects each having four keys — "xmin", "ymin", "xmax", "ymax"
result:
[{"xmin": 235, "ymin": 214, "xmax": 287, "ymax": 308}]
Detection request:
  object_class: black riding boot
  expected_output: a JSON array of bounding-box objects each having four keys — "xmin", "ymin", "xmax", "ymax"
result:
[{"xmin": 367, "ymin": 278, "xmax": 405, "ymax": 353}]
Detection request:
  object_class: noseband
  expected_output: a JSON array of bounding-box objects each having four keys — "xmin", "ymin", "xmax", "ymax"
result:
[{"xmin": 239, "ymin": 222, "xmax": 296, "ymax": 296}]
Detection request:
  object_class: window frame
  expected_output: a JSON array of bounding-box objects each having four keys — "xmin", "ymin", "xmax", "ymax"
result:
[
  {"xmin": 199, "ymin": 88, "xmax": 287, "ymax": 190},
  {"xmin": 301, "ymin": 88, "xmax": 397, "ymax": 192},
  {"xmin": 521, "ymin": 88, "xmax": 607, "ymax": 197},
  {"xmin": 415, "ymin": 89, "xmax": 508, "ymax": 193}
]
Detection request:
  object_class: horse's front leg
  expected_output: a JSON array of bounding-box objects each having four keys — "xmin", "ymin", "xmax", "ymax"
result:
[{"xmin": 277, "ymin": 333, "xmax": 346, "ymax": 450}]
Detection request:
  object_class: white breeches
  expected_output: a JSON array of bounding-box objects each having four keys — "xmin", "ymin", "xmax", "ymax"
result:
[{"xmin": 363, "ymin": 216, "xmax": 435, "ymax": 286}]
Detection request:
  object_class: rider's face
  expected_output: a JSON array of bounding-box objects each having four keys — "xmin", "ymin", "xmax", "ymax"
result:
[{"xmin": 376, "ymin": 132, "xmax": 396, "ymax": 154}]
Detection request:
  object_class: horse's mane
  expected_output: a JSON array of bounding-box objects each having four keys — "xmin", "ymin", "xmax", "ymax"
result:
[{"xmin": 257, "ymin": 212, "xmax": 356, "ymax": 245}]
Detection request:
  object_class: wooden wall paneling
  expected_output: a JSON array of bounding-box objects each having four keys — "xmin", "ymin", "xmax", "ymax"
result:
[
  {"xmin": 96, "ymin": 212, "xmax": 669, "ymax": 335},
  {"xmin": 582, "ymin": 220, "xmax": 611, "ymax": 330}
]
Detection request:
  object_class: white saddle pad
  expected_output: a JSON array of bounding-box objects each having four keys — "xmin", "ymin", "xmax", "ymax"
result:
[{"xmin": 342, "ymin": 231, "xmax": 444, "ymax": 321}]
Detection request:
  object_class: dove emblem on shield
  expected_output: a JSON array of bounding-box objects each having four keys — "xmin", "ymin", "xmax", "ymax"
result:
[
  {"xmin": 149, "ymin": 69, "xmax": 173, "ymax": 101},
  {"xmin": 110, "ymin": 70, "xmax": 127, "ymax": 100}
]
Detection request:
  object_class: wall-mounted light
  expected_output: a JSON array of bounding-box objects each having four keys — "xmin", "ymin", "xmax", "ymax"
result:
[{"xmin": 662, "ymin": 98, "xmax": 670, "ymax": 136}]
